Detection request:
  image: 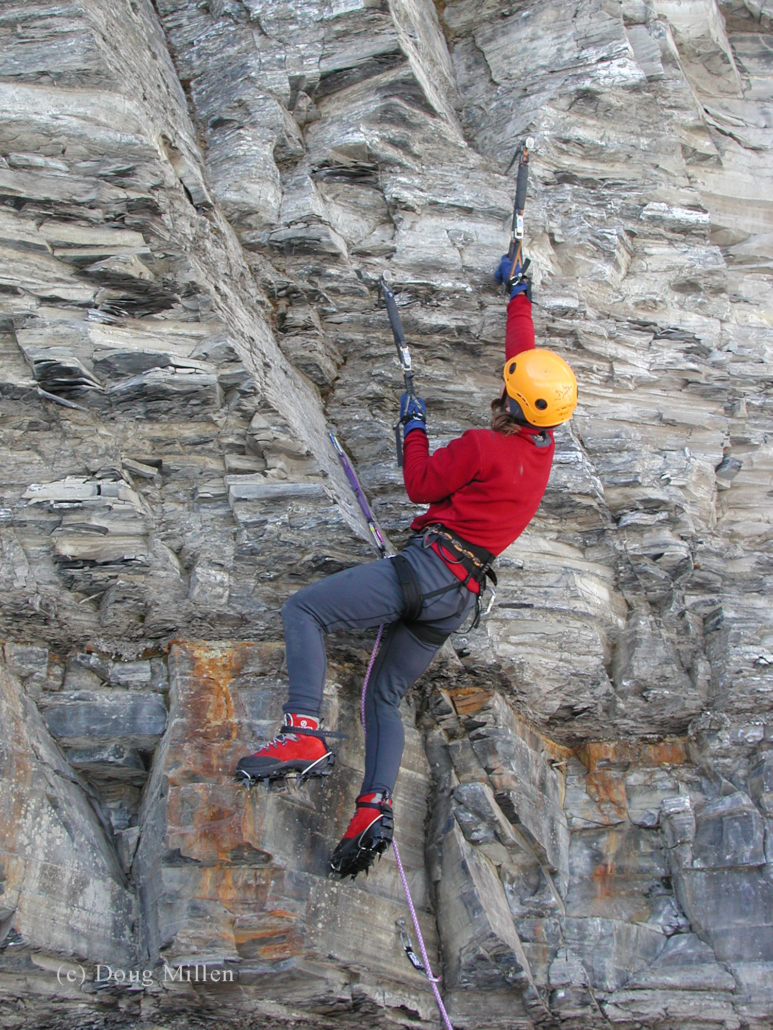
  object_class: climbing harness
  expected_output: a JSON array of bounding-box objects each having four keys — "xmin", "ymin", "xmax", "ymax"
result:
[
  {"xmin": 390, "ymin": 548, "xmax": 474, "ymax": 646},
  {"xmin": 419, "ymin": 525, "xmax": 496, "ymax": 590},
  {"xmin": 391, "ymin": 553, "xmax": 424, "ymax": 621},
  {"xmin": 382, "ymin": 277, "xmax": 415, "ymax": 467},
  {"xmin": 504, "ymin": 136, "xmax": 534, "ymax": 297},
  {"xmin": 418, "ymin": 525, "xmax": 497, "ymax": 630}
]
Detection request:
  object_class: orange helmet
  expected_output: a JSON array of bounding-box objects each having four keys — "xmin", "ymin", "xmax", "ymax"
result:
[{"xmin": 503, "ymin": 349, "xmax": 577, "ymax": 427}]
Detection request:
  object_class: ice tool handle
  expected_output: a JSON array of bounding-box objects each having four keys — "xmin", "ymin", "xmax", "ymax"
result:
[
  {"xmin": 382, "ymin": 280, "xmax": 415, "ymax": 468},
  {"xmin": 506, "ymin": 136, "xmax": 534, "ymax": 290}
]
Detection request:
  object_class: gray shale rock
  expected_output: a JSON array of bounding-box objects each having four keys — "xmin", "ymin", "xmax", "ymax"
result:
[
  {"xmin": 42, "ymin": 689, "xmax": 168, "ymax": 749},
  {"xmin": 1, "ymin": 0, "xmax": 772, "ymax": 1025}
]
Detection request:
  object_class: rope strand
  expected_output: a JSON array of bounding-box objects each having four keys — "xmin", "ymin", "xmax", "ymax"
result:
[
  {"xmin": 361, "ymin": 628, "xmax": 454, "ymax": 1030},
  {"xmin": 333, "ymin": 429, "xmax": 454, "ymax": 1028}
]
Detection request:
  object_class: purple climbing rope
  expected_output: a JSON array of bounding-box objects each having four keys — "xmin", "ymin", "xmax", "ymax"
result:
[
  {"xmin": 331, "ymin": 423, "xmax": 454, "ymax": 1028},
  {"xmin": 361, "ymin": 630, "xmax": 455, "ymax": 1030},
  {"xmin": 361, "ymin": 623, "xmax": 384, "ymax": 728}
]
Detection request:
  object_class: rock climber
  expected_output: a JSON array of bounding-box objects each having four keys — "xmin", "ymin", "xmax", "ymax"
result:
[{"xmin": 236, "ymin": 255, "xmax": 577, "ymax": 879}]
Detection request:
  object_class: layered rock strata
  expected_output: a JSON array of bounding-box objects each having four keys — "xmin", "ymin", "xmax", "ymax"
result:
[{"xmin": 1, "ymin": 0, "xmax": 772, "ymax": 1027}]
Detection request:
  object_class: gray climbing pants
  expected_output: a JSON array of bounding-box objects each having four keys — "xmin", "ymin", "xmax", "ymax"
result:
[{"xmin": 282, "ymin": 537, "xmax": 477, "ymax": 795}]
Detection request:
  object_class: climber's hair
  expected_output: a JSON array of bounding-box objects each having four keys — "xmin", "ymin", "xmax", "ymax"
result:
[{"xmin": 490, "ymin": 396, "xmax": 523, "ymax": 436}]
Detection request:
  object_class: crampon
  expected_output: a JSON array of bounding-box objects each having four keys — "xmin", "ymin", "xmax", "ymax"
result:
[
  {"xmin": 329, "ymin": 791, "xmax": 393, "ymax": 879},
  {"xmin": 235, "ymin": 713, "xmax": 335, "ymax": 787}
]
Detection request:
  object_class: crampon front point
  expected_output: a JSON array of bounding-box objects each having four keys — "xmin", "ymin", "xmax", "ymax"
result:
[{"xmin": 329, "ymin": 791, "xmax": 394, "ymax": 880}]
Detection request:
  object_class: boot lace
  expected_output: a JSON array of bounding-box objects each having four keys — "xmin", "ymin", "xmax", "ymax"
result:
[{"xmin": 259, "ymin": 728, "xmax": 298, "ymax": 752}]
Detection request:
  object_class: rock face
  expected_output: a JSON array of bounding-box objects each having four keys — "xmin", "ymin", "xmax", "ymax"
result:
[{"xmin": 0, "ymin": 0, "xmax": 772, "ymax": 1027}]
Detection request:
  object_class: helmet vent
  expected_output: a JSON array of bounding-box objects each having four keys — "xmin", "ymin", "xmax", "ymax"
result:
[
  {"xmin": 508, "ymin": 362, "xmax": 517, "ymax": 375},
  {"xmin": 535, "ymin": 399, "xmax": 548, "ymax": 410}
]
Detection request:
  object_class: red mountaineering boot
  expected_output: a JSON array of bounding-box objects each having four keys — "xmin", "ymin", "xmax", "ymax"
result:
[
  {"xmin": 236, "ymin": 713, "xmax": 335, "ymax": 784},
  {"xmin": 329, "ymin": 791, "xmax": 394, "ymax": 879}
]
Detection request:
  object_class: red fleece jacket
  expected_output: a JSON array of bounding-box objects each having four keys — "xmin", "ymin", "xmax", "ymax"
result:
[{"xmin": 403, "ymin": 293, "xmax": 553, "ymax": 588}]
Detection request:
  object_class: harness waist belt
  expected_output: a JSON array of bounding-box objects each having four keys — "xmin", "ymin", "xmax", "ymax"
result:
[{"xmin": 418, "ymin": 524, "xmax": 497, "ymax": 588}]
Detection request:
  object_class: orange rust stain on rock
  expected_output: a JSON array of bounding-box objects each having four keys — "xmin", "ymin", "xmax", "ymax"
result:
[
  {"xmin": 187, "ymin": 644, "xmax": 240, "ymax": 743},
  {"xmin": 236, "ymin": 927, "xmax": 294, "ymax": 943},
  {"xmin": 586, "ymin": 771, "xmax": 627, "ymax": 820},
  {"xmin": 166, "ymin": 783, "xmax": 239, "ymax": 825},
  {"xmin": 540, "ymin": 737, "xmax": 574, "ymax": 764},
  {"xmin": 258, "ymin": 941, "xmax": 302, "ymax": 961},
  {"xmin": 184, "ymin": 863, "xmax": 274, "ymax": 908},
  {"xmin": 240, "ymin": 791, "xmax": 260, "ymax": 846},
  {"xmin": 579, "ymin": 737, "xmax": 687, "ymax": 772},
  {"xmin": 167, "ymin": 742, "xmax": 237, "ymax": 783},
  {"xmin": 233, "ymin": 911, "xmax": 301, "ymax": 940},
  {"xmin": 580, "ymin": 741, "xmax": 619, "ymax": 772},
  {"xmin": 644, "ymin": 740, "xmax": 686, "ymax": 766},
  {"xmin": 448, "ymin": 685, "xmax": 493, "ymax": 716},
  {"xmin": 510, "ymin": 711, "xmax": 574, "ymax": 763},
  {"xmin": 166, "ymin": 784, "xmax": 248, "ymax": 864},
  {"xmin": 264, "ymin": 908, "xmax": 298, "ymax": 920},
  {"xmin": 201, "ymin": 865, "xmax": 249, "ymax": 907},
  {"xmin": 236, "ymin": 930, "xmax": 304, "ymax": 961},
  {"xmin": 591, "ymin": 858, "xmax": 618, "ymax": 901},
  {"xmin": 1, "ymin": 677, "xmax": 42, "ymax": 849},
  {"xmin": 235, "ymin": 919, "xmax": 305, "ymax": 961},
  {"xmin": 437, "ymin": 688, "xmax": 688, "ymax": 775}
]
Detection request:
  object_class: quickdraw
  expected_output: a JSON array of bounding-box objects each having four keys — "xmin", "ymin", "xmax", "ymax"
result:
[{"xmin": 396, "ymin": 918, "xmax": 439, "ymax": 980}]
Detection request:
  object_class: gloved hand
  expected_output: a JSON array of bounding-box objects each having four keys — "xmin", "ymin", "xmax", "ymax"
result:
[
  {"xmin": 400, "ymin": 393, "xmax": 427, "ymax": 438},
  {"xmin": 494, "ymin": 253, "xmax": 531, "ymax": 300}
]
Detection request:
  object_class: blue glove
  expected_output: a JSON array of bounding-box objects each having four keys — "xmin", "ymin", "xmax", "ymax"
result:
[
  {"xmin": 400, "ymin": 393, "xmax": 427, "ymax": 438},
  {"xmin": 494, "ymin": 253, "xmax": 530, "ymax": 299}
]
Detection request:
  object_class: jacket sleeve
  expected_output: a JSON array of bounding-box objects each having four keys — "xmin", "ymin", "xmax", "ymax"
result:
[
  {"xmin": 505, "ymin": 293, "xmax": 535, "ymax": 359},
  {"xmin": 403, "ymin": 430, "xmax": 482, "ymax": 504}
]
